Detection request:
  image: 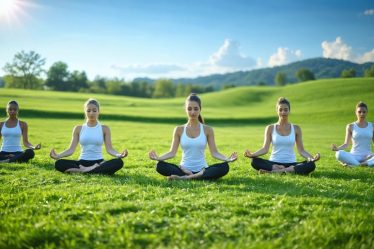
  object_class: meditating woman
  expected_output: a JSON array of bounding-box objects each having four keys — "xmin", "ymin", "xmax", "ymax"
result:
[
  {"xmin": 244, "ymin": 97, "xmax": 320, "ymax": 175},
  {"xmin": 332, "ymin": 101, "xmax": 374, "ymax": 167},
  {"xmin": 149, "ymin": 94, "xmax": 237, "ymax": 180},
  {"xmin": 50, "ymin": 98, "xmax": 127, "ymax": 174},
  {"xmin": 0, "ymin": 100, "xmax": 41, "ymax": 163}
]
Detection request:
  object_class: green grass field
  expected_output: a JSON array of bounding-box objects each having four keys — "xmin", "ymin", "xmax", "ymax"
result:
[{"xmin": 0, "ymin": 78, "xmax": 374, "ymax": 249}]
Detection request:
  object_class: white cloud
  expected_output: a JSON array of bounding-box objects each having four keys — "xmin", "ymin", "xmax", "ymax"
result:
[
  {"xmin": 110, "ymin": 63, "xmax": 185, "ymax": 75},
  {"xmin": 209, "ymin": 39, "xmax": 256, "ymax": 68},
  {"xmin": 364, "ymin": 9, "xmax": 374, "ymax": 15},
  {"xmin": 357, "ymin": 49, "xmax": 374, "ymax": 63},
  {"xmin": 321, "ymin": 36, "xmax": 374, "ymax": 63},
  {"xmin": 268, "ymin": 47, "xmax": 302, "ymax": 67},
  {"xmin": 110, "ymin": 39, "xmax": 259, "ymax": 79},
  {"xmin": 321, "ymin": 37, "xmax": 352, "ymax": 60}
]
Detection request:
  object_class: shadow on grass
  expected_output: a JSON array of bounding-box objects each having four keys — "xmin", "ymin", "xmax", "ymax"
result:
[
  {"xmin": 24, "ymin": 160, "xmax": 373, "ymax": 204},
  {"xmin": 18, "ymin": 109, "xmax": 277, "ymax": 125}
]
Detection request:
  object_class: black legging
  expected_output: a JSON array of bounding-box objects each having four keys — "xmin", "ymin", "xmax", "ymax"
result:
[
  {"xmin": 251, "ymin": 157, "xmax": 316, "ymax": 175},
  {"xmin": 0, "ymin": 149, "xmax": 35, "ymax": 163},
  {"xmin": 55, "ymin": 158, "xmax": 123, "ymax": 175},
  {"xmin": 156, "ymin": 161, "xmax": 230, "ymax": 180}
]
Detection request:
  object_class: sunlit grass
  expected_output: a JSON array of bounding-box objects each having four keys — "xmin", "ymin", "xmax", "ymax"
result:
[{"xmin": 0, "ymin": 78, "xmax": 374, "ymax": 248}]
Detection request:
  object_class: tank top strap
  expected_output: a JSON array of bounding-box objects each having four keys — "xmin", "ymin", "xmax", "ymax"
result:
[
  {"xmin": 199, "ymin": 123, "xmax": 205, "ymax": 138},
  {"xmin": 290, "ymin": 123, "xmax": 295, "ymax": 137}
]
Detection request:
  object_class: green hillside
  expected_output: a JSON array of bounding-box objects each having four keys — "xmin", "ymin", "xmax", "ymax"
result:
[
  {"xmin": 135, "ymin": 58, "xmax": 374, "ymax": 87},
  {"xmin": 1, "ymin": 78, "xmax": 373, "ymax": 124}
]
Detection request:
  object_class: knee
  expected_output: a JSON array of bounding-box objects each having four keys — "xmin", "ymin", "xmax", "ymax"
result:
[
  {"xmin": 156, "ymin": 161, "xmax": 165, "ymax": 173},
  {"xmin": 54, "ymin": 160, "xmax": 65, "ymax": 173},
  {"xmin": 251, "ymin": 158, "xmax": 260, "ymax": 170},
  {"xmin": 114, "ymin": 158, "xmax": 124, "ymax": 168},
  {"xmin": 295, "ymin": 161, "xmax": 316, "ymax": 175},
  {"xmin": 222, "ymin": 162, "xmax": 230, "ymax": 174},
  {"xmin": 335, "ymin": 150, "xmax": 342, "ymax": 160},
  {"xmin": 309, "ymin": 161, "xmax": 316, "ymax": 173},
  {"xmin": 25, "ymin": 149, "xmax": 35, "ymax": 159}
]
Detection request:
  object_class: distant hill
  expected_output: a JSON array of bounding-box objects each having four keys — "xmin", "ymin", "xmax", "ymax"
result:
[{"xmin": 133, "ymin": 58, "xmax": 374, "ymax": 88}]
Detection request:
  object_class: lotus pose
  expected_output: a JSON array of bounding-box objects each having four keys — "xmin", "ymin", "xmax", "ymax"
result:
[
  {"xmin": 0, "ymin": 100, "xmax": 41, "ymax": 163},
  {"xmin": 149, "ymin": 94, "xmax": 237, "ymax": 180},
  {"xmin": 50, "ymin": 99, "xmax": 127, "ymax": 174},
  {"xmin": 332, "ymin": 101, "xmax": 374, "ymax": 167},
  {"xmin": 244, "ymin": 97, "xmax": 320, "ymax": 175}
]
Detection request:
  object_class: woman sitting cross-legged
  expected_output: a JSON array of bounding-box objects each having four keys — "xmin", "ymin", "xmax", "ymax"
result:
[
  {"xmin": 244, "ymin": 97, "xmax": 320, "ymax": 175},
  {"xmin": 149, "ymin": 93, "xmax": 237, "ymax": 180},
  {"xmin": 0, "ymin": 100, "xmax": 41, "ymax": 163},
  {"xmin": 331, "ymin": 101, "xmax": 374, "ymax": 167},
  {"xmin": 50, "ymin": 98, "xmax": 127, "ymax": 174}
]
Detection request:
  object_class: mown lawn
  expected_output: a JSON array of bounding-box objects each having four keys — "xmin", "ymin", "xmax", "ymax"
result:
[
  {"xmin": 0, "ymin": 119, "xmax": 373, "ymax": 249},
  {"xmin": 0, "ymin": 78, "xmax": 373, "ymax": 248}
]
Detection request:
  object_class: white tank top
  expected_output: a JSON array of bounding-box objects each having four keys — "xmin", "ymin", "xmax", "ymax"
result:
[
  {"xmin": 180, "ymin": 123, "xmax": 208, "ymax": 172},
  {"xmin": 79, "ymin": 122, "xmax": 104, "ymax": 160},
  {"xmin": 1, "ymin": 120, "xmax": 23, "ymax": 152},
  {"xmin": 350, "ymin": 122, "xmax": 373, "ymax": 157},
  {"xmin": 269, "ymin": 124, "xmax": 296, "ymax": 163}
]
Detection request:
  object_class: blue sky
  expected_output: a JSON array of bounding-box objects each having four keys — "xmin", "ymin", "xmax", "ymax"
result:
[{"xmin": 0, "ymin": 0, "xmax": 373, "ymax": 80}]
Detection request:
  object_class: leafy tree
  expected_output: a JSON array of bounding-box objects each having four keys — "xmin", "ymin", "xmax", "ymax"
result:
[
  {"xmin": 3, "ymin": 50, "xmax": 46, "ymax": 89},
  {"xmin": 45, "ymin": 61, "xmax": 69, "ymax": 91},
  {"xmin": 175, "ymin": 83, "xmax": 186, "ymax": 97},
  {"xmin": 364, "ymin": 64, "xmax": 374, "ymax": 77},
  {"xmin": 87, "ymin": 76, "xmax": 107, "ymax": 93},
  {"xmin": 275, "ymin": 72, "xmax": 287, "ymax": 86},
  {"xmin": 69, "ymin": 70, "xmax": 88, "ymax": 91},
  {"xmin": 295, "ymin": 68, "xmax": 315, "ymax": 82},
  {"xmin": 106, "ymin": 79, "xmax": 122, "ymax": 95},
  {"xmin": 222, "ymin": 84, "xmax": 236, "ymax": 90},
  {"xmin": 152, "ymin": 79, "xmax": 175, "ymax": 98},
  {"xmin": 341, "ymin": 68, "xmax": 356, "ymax": 78}
]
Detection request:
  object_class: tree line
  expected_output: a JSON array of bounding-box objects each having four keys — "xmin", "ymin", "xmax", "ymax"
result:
[
  {"xmin": 0, "ymin": 50, "xmax": 215, "ymax": 98},
  {"xmin": 274, "ymin": 66, "xmax": 374, "ymax": 86},
  {"xmin": 1, "ymin": 50, "xmax": 374, "ymax": 95}
]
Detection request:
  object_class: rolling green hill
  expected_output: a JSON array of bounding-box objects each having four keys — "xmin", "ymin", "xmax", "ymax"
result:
[
  {"xmin": 1, "ymin": 78, "xmax": 373, "ymax": 125},
  {"xmin": 134, "ymin": 58, "xmax": 374, "ymax": 87}
]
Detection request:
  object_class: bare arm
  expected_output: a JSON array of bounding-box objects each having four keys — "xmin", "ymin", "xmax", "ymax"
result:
[
  {"xmin": 207, "ymin": 126, "xmax": 237, "ymax": 162},
  {"xmin": 331, "ymin": 124, "xmax": 352, "ymax": 151},
  {"xmin": 20, "ymin": 121, "xmax": 41, "ymax": 150},
  {"xmin": 50, "ymin": 126, "xmax": 81, "ymax": 159},
  {"xmin": 149, "ymin": 126, "xmax": 181, "ymax": 161},
  {"xmin": 244, "ymin": 125, "xmax": 272, "ymax": 158},
  {"xmin": 0, "ymin": 122, "xmax": 3, "ymax": 141},
  {"xmin": 103, "ymin": 125, "xmax": 128, "ymax": 158},
  {"xmin": 295, "ymin": 125, "xmax": 320, "ymax": 161}
]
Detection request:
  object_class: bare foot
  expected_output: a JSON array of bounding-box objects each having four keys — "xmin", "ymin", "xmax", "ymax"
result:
[
  {"xmin": 79, "ymin": 163, "xmax": 100, "ymax": 173},
  {"xmin": 339, "ymin": 162, "xmax": 350, "ymax": 168},
  {"xmin": 259, "ymin": 169, "xmax": 271, "ymax": 174},
  {"xmin": 272, "ymin": 164, "xmax": 285, "ymax": 170},
  {"xmin": 167, "ymin": 175, "xmax": 182, "ymax": 180}
]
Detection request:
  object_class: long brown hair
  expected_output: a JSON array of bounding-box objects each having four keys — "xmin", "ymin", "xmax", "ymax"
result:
[{"xmin": 186, "ymin": 93, "xmax": 204, "ymax": 123}]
